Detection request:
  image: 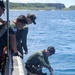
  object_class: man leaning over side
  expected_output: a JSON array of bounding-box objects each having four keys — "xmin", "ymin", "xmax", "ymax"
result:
[
  {"xmin": 9, "ymin": 15, "xmax": 28, "ymax": 56},
  {"xmin": 0, "ymin": 14, "xmax": 28, "ymax": 74},
  {"xmin": 0, "ymin": 14, "xmax": 28, "ymax": 56},
  {"xmin": 25, "ymin": 46, "xmax": 55, "ymax": 75},
  {"xmin": 16, "ymin": 13, "xmax": 36, "ymax": 58}
]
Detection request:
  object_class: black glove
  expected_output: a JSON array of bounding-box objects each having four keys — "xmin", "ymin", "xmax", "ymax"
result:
[
  {"xmin": 14, "ymin": 52, "xmax": 18, "ymax": 56},
  {"xmin": 14, "ymin": 52, "xmax": 23, "ymax": 58}
]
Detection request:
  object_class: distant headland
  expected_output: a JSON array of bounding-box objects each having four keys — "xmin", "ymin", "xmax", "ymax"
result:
[{"xmin": 5, "ymin": 2, "xmax": 75, "ymax": 10}]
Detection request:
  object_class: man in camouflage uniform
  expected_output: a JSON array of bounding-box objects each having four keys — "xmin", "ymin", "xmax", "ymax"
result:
[{"xmin": 25, "ymin": 46, "xmax": 55, "ymax": 75}]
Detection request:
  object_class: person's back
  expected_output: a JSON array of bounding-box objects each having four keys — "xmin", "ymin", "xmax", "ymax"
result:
[
  {"xmin": 26, "ymin": 50, "xmax": 44, "ymax": 65},
  {"xmin": 26, "ymin": 50, "xmax": 45, "ymax": 75}
]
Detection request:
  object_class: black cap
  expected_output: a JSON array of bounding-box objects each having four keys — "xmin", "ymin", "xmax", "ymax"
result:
[
  {"xmin": 17, "ymin": 15, "xmax": 28, "ymax": 24},
  {"xmin": 47, "ymin": 46, "xmax": 55, "ymax": 54},
  {"xmin": 27, "ymin": 13, "xmax": 36, "ymax": 24},
  {"xmin": 0, "ymin": 1, "xmax": 5, "ymax": 9}
]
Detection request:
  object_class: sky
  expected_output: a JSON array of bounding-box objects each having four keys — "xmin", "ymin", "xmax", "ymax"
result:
[{"xmin": 4, "ymin": 0, "xmax": 75, "ymax": 8}]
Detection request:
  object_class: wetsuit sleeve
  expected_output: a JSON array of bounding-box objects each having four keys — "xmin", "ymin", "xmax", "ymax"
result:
[{"xmin": 22, "ymin": 27, "xmax": 28, "ymax": 52}]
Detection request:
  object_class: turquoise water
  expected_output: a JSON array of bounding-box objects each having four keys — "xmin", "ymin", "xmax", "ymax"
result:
[{"xmin": 2, "ymin": 10, "xmax": 75, "ymax": 75}]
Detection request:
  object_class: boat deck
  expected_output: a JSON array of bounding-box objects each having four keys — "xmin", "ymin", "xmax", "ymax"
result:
[
  {"xmin": 0, "ymin": 56, "xmax": 27, "ymax": 75},
  {"xmin": 12, "ymin": 56, "xmax": 27, "ymax": 75}
]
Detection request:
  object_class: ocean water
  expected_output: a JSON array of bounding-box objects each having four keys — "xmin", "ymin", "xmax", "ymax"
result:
[{"xmin": 2, "ymin": 10, "xmax": 75, "ymax": 75}]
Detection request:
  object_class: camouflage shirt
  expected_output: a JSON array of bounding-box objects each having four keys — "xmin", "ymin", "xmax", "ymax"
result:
[{"xmin": 26, "ymin": 50, "xmax": 51, "ymax": 71}]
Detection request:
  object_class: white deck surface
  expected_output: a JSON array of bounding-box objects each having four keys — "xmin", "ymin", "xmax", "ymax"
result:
[
  {"xmin": 0, "ymin": 56, "xmax": 27, "ymax": 75},
  {"xmin": 12, "ymin": 56, "xmax": 27, "ymax": 75}
]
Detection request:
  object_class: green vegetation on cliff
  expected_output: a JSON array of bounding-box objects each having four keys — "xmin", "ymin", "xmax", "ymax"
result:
[
  {"xmin": 4, "ymin": 2, "xmax": 75, "ymax": 10},
  {"xmin": 9, "ymin": 2, "xmax": 65, "ymax": 10},
  {"xmin": 68, "ymin": 5, "xmax": 75, "ymax": 10}
]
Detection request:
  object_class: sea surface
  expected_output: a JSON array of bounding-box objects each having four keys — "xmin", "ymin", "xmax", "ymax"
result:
[{"xmin": 2, "ymin": 10, "xmax": 75, "ymax": 75}]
